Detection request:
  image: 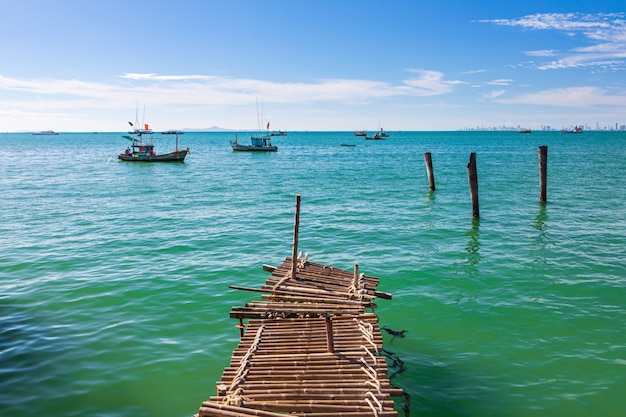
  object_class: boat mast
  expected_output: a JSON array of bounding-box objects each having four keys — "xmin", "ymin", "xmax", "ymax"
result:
[{"xmin": 256, "ymin": 99, "xmax": 261, "ymax": 133}]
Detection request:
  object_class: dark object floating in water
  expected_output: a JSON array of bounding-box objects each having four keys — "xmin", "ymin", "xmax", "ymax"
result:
[{"xmin": 382, "ymin": 326, "xmax": 408, "ymax": 340}]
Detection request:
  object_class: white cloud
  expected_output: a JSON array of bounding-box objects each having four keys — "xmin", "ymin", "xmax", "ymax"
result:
[
  {"xmin": 486, "ymin": 79, "xmax": 513, "ymax": 86},
  {"xmin": 496, "ymin": 86, "xmax": 626, "ymax": 107},
  {"xmin": 403, "ymin": 70, "xmax": 462, "ymax": 96},
  {"xmin": 463, "ymin": 69, "xmax": 487, "ymax": 74},
  {"xmin": 120, "ymin": 73, "xmax": 215, "ymax": 81},
  {"xmin": 484, "ymin": 90, "xmax": 507, "ymax": 99},
  {"xmin": 525, "ymin": 49, "xmax": 557, "ymax": 57},
  {"xmin": 480, "ymin": 13, "xmax": 626, "ymax": 70},
  {"xmin": 1, "ymin": 69, "xmax": 461, "ymax": 110}
]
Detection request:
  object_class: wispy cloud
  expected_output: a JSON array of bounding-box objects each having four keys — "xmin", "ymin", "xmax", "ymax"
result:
[
  {"xmin": 496, "ymin": 86, "xmax": 626, "ymax": 107},
  {"xmin": 525, "ymin": 49, "xmax": 557, "ymax": 57},
  {"xmin": 480, "ymin": 13, "xmax": 626, "ymax": 70},
  {"xmin": 486, "ymin": 79, "xmax": 513, "ymax": 86},
  {"xmin": 120, "ymin": 73, "xmax": 215, "ymax": 81},
  {"xmin": 403, "ymin": 70, "xmax": 463, "ymax": 95},
  {"xmin": 483, "ymin": 90, "xmax": 507, "ymax": 99},
  {"xmin": 1, "ymin": 69, "xmax": 461, "ymax": 110},
  {"xmin": 0, "ymin": 70, "xmax": 466, "ymax": 130},
  {"xmin": 463, "ymin": 69, "xmax": 487, "ymax": 74}
]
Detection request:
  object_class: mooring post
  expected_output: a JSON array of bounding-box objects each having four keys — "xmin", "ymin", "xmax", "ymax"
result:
[
  {"xmin": 538, "ymin": 146, "xmax": 548, "ymax": 203},
  {"xmin": 325, "ymin": 315, "xmax": 335, "ymax": 353},
  {"xmin": 467, "ymin": 153, "xmax": 479, "ymax": 219},
  {"xmin": 291, "ymin": 195, "xmax": 301, "ymax": 280},
  {"xmin": 424, "ymin": 152, "xmax": 436, "ymax": 191}
]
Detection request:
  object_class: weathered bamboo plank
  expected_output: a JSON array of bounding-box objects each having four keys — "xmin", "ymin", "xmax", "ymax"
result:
[{"xmin": 197, "ymin": 248, "xmax": 402, "ymax": 417}]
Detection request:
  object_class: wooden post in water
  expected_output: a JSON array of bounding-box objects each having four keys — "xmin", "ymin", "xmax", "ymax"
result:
[
  {"xmin": 291, "ymin": 195, "xmax": 301, "ymax": 280},
  {"xmin": 538, "ymin": 146, "xmax": 548, "ymax": 203},
  {"xmin": 467, "ymin": 153, "xmax": 479, "ymax": 219},
  {"xmin": 424, "ymin": 152, "xmax": 436, "ymax": 191}
]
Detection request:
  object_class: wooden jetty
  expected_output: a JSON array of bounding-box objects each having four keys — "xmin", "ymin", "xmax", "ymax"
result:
[{"xmin": 195, "ymin": 196, "xmax": 404, "ymax": 416}]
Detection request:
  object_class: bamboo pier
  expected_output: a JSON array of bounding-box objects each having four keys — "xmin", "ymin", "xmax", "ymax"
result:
[{"xmin": 195, "ymin": 196, "xmax": 404, "ymax": 417}]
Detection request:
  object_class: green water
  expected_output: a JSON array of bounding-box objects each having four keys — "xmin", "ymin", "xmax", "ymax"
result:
[{"xmin": 1, "ymin": 131, "xmax": 625, "ymax": 416}]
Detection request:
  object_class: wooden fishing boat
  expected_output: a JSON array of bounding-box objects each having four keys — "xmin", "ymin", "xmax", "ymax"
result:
[
  {"xmin": 230, "ymin": 134, "xmax": 277, "ymax": 152},
  {"xmin": 231, "ymin": 101, "xmax": 279, "ymax": 152},
  {"xmin": 365, "ymin": 128, "xmax": 389, "ymax": 140},
  {"xmin": 118, "ymin": 126, "xmax": 188, "ymax": 162},
  {"xmin": 365, "ymin": 132, "xmax": 386, "ymax": 140}
]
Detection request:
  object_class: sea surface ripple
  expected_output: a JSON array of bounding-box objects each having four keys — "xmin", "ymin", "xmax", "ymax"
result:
[{"xmin": 1, "ymin": 131, "xmax": 625, "ymax": 416}]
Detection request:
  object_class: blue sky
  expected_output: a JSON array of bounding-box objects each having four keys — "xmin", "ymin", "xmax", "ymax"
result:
[{"xmin": 1, "ymin": 0, "xmax": 626, "ymax": 132}]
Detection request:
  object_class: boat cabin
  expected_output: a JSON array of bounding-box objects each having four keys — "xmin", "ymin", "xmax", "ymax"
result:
[
  {"xmin": 130, "ymin": 142, "xmax": 156, "ymax": 156},
  {"xmin": 251, "ymin": 136, "xmax": 273, "ymax": 147}
]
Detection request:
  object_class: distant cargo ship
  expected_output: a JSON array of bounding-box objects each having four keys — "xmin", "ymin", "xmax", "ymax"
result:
[{"xmin": 32, "ymin": 130, "xmax": 59, "ymax": 135}]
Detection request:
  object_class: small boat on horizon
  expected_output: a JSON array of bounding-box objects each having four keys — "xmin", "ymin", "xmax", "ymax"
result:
[
  {"xmin": 161, "ymin": 129, "xmax": 184, "ymax": 135},
  {"xmin": 365, "ymin": 128, "xmax": 389, "ymax": 140},
  {"xmin": 270, "ymin": 130, "xmax": 287, "ymax": 136},
  {"xmin": 518, "ymin": 128, "xmax": 532, "ymax": 133},
  {"xmin": 354, "ymin": 130, "xmax": 367, "ymax": 137},
  {"xmin": 561, "ymin": 126, "xmax": 583, "ymax": 134},
  {"xmin": 32, "ymin": 130, "xmax": 58, "ymax": 135}
]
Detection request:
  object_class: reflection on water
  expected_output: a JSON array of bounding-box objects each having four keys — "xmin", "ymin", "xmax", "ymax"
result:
[
  {"xmin": 531, "ymin": 204, "xmax": 549, "ymax": 264},
  {"xmin": 464, "ymin": 218, "xmax": 481, "ymax": 275}
]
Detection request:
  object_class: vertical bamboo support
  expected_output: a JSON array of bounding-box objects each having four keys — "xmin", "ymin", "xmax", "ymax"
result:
[
  {"xmin": 291, "ymin": 195, "xmax": 301, "ymax": 280},
  {"xmin": 424, "ymin": 152, "xmax": 436, "ymax": 191},
  {"xmin": 237, "ymin": 319, "xmax": 244, "ymax": 338},
  {"xmin": 353, "ymin": 263, "xmax": 359, "ymax": 283},
  {"xmin": 325, "ymin": 315, "xmax": 335, "ymax": 353},
  {"xmin": 538, "ymin": 146, "xmax": 548, "ymax": 203},
  {"xmin": 467, "ymin": 153, "xmax": 479, "ymax": 219}
]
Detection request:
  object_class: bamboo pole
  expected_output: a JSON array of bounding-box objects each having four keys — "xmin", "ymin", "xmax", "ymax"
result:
[
  {"xmin": 538, "ymin": 145, "xmax": 548, "ymax": 203},
  {"xmin": 467, "ymin": 152, "xmax": 479, "ymax": 219},
  {"xmin": 291, "ymin": 195, "xmax": 301, "ymax": 280},
  {"xmin": 325, "ymin": 315, "xmax": 334, "ymax": 353},
  {"xmin": 424, "ymin": 152, "xmax": 436, "ymax": 191}
]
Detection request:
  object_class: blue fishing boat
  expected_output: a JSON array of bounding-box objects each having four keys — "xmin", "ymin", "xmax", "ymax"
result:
[{"xmin": 230, "ymin": 134, "xmax": 277, "ymax": 152}]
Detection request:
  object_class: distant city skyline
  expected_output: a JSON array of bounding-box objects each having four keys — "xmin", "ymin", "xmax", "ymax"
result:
[{"xmin": 1, "ymin": 1, "xmax": 626, "ymax": 132}]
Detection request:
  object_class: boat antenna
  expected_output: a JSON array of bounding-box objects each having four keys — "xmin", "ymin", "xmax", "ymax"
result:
[{"xmin": 256, "ymin": 99, "xmax": 261, "ymax": 133}]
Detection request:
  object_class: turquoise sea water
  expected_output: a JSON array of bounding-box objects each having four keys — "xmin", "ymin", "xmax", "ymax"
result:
[{"xmin": 1, "ymin": 130, "xmax": 625, "ymax": 417}]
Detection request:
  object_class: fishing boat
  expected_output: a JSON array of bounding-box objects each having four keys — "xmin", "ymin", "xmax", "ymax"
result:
[
  {"xmin": 561, "ymin": 126, "xmax": 583, "ymax": 134},
  {"xmin": 230, "ymin": 134, "xmax": 277, "ymax": 152},
  {"xmin": 231, "ymin": 100, "xmax": 278, "ymax": 152},
  {"xmin": 118, "ymin": 124, "xmax": 189, "ymax": 162},
  {"xmin": 376, "ymin": 127, "xmax": 389, "ymax": 138},
  {"xmin": 365, "ymin": 131, "xmax": 387, "ymax": 140},
  {"xmin": 518, "ymin": 128, "xmax": 532, "ymax": 133},
  {"xmin": 270, "ymin": 130, "xmax": 287, "ymax": 136},
  {"xmin": 161, "ymin": 129, "xmax": 184, "ymax": 135},
  {"xmin": 32, "ymin": 130, "xmax": 59, "ymax": 135},
  {"xmin": 354, "ymin": 130, "xmax": 367, "ymax": 137}
]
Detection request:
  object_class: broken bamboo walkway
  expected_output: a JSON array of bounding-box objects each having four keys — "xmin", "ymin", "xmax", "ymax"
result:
[
  {"xmin": 196, "ymin": 255, "xmax": 403, "ymax": 417},
  {"xmin": 195, "ymin": 195, "xmax": 404, "ymax": 416}
]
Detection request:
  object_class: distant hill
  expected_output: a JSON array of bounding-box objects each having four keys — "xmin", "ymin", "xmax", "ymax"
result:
[{"xmin": 182, "ymin": 126, "xmax": 235, "ymax": 132}]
